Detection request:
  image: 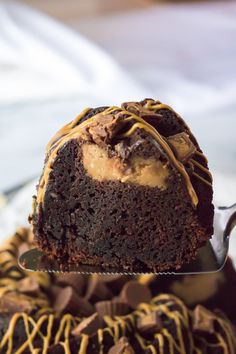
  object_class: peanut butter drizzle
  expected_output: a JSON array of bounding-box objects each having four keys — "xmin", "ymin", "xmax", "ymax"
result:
[
  {"xmin": 1, "ymin": 231, "xmax": 235, "ymax": 354},
  {"xmin": 37, "ymin": 106, "xmax": 118, "ymax": 205},
  {"xmin": 218, "ymin": 318, "xmax": 236, "ymax": 354},
  {"xmin": 79, "ymin": 335, "xmax": 89, "ymax": 354},
  {"xmin": 145, "ymin": 102, "xmax": 175, "ymax": 112},
  {"xmin": 97, "ymin": 328, "xmax": 104, "ymax": 354},
  {"xmin": 161, "ymin": 328, "xmax": 177, "ymax": 354},
  {"xmin": 37, "ymin": 102, "xmax": 203, "ymax": 207},
  {"xmin": 192, "ymin": 172, "xmax": 212, "ymax": 187},
  {"xmin": 132, "ymin": 295, "xmax": 187, "ymax": 354},
  {"xmin": 155, "ymin": 333, "xmax": 165, "ymax": 354},
  {"xmin": 112, "ymin": 320, "xmax": 120, "ymax": 343},
  {"xmin": 46, "ymin": 108, "xmax": 92, "ymax": 154},
  {"xmin": 190, "ymin": 159, "xmax": 213, "ymax": 182},
  {"xmin": 143, "ymin": 99, "xmax": 213, "ymax": 188},
  {"xmin": 104, "ymin": 316, "xmax": 128, "ymax": 344},
  {"xmin": 135, "ymin": 333, "xmax": 157, "ymax": 354},
  {"xmin": 0, "ymin": 293, "xmax": 235, "ymax": 353},
  {"xmin": 58, "ymin": 341, "xmax": 71, "ymax": 354},
  {"xmin": 116, "ymin": 315, "xmax": 132, "ymax": 333},
  {"xmin": 151, "ymin": 294, "xmax": 188, "ymax": 324},
  {"xmin": 0, "ymin": 313, "xmax": 78, "ymax": 353},
  {"xmin": 119, "ymin": 114, "xmax": 198, "ymax": 206}
]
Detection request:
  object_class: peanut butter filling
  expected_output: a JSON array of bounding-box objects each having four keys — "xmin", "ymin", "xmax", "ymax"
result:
[
  {"xmin": 82, "ymin": 144, "xmax": 169, "ymax": 189},
  {"xmin": 35, "ymin": 100, "xmax": 213, "ymax": 207}
]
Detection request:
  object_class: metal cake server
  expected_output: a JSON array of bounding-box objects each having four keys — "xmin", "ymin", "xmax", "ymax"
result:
[{"xmin": 19, "ymin": 204, "xmax": 236, "ymax": 275}]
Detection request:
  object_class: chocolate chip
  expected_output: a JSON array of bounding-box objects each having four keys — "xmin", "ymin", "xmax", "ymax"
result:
[
  {"xmin": 56, "ymin": 274, "xmax": 86, "ymax": 296},
  {"xmin": 108, "ymin": 337, "xmax": 135, "ymax": 354},
  {"xmin": 72, "ymin": 313, "xmax": 100, "ymax": 337},
  {"xmin": 193, "ymin": 305, "xmax": 215, "ymax": 334},
  {"xmin": 95, "ymin": 300, "xmax": 130, "ymax": 320},
  {"xmin": 54, "ymin": 286, "xmax": 94, "ymax": 317},
  {"xmin": 167, "ymin": 132, "xmax": 196, "ymax": 163},
  {"xmin": 120, "ymin": 281, "xmax": 152, "ymax": 309},
  {"xmin": 18, "ymin": 276, "xmax": 40, "ymax": 295},
  {"xmin": 85, "ymin": 277, "xmax": 113, "ymax": 303},
  {"xmin": 137, "ymin": 311, "xmax": 163, "ymax": 335}
]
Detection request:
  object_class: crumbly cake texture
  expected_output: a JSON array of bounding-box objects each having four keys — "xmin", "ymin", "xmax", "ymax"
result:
[
  {"xmin": 31, "ymin": 98, "xmax": 214, "ymax": 272},
  {"xmin": 0, "ymin": 228, "xmax": 235, "ymax": 353}
]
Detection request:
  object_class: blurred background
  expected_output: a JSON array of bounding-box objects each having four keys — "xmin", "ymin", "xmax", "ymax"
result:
[{"xmin": 0, "ymin": 0, "xmax": 235, "ymax": 245}]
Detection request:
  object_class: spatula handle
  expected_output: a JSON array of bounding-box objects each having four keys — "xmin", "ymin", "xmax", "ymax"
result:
[{"xmin": 219, "ymin": 203, "xmax": 236, "ymax": 240}]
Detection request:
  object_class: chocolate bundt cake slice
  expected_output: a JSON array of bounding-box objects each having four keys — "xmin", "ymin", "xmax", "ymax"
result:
[{"xmin": 30, "ymin": 99, "xmax": 214, "ymax": 272}]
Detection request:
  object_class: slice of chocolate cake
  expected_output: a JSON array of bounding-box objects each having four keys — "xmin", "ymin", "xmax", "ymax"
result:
[{"xmin": 30, "ymin": 99, "xmax": 214, "ymax": 272}]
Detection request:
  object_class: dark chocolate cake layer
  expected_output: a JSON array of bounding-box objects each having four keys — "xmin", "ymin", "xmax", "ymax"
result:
[
  {"xmin": 30, "ymin": 99, "xmax": 214, "ymax": 272},
  {"xmin": 0, "ymin": 228, "xmax": 236, "ymax": 353}
]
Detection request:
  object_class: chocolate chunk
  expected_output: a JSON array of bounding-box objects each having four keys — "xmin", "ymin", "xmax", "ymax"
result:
[
  {"xmin": 50, "ymin": 285, "xmax": 63, "ymax": 302},
  {"xmin": 53, "ymin": 286, "xmax": 94, "ymax": 317},
  {"xmin": 95, "ymin": 300, "xmax": 130, "ymax": 320},
  {"xmin": 72, "ymin": 313, "xmax": 100, "ymax": 337},
  {"xmin": 85, "ymin": 277, "xmax": 113, "ymax": 303},
  {"xmin": 193, "ymin": 305, "xmax": 215, "ymax": 334},
  {"xmin": 85, "ymin": 114, "xmax": 125, "ymax": 146},
  {"xmin": 56, "ymin": 274, "xmax": 86, "ymax": 296},
  {"xmin": 108, "ymin": 337, "xmax": 135, "ymax": 354},
  {"xmin": 137, "ymin": 311, "xmax": 163, "ymax": 335},
  {"xmin": 97, "ymin": 275, "xmax": 130, "ymax": 294},
  {"xmin": 18, "ymin": 276, "xmax": 40, "ymax": 295},
  {"xmin": 167, "ymin": 132, "xmax": 196, "ymax": 163},
  {"xmin": 120, "ymin": 281, "xmax": 152, "ymax": 309}
]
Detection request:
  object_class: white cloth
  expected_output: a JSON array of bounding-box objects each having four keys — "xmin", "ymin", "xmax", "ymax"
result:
[
  {"xmin": 0, "ymin": 1, "xmax": 147, "ymax": 105},
  {"xmin": 75, "ymin": 3, "xmax": 236, "ymax": 182},
  {"xmin": 0, "ymin": 1, "xmax": 148, "ymax": 192}
]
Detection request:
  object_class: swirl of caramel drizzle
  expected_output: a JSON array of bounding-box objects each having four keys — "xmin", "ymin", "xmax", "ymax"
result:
[{"xmin": 36, "ymin": 100, "xmax": 213, "ymax": 209}]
